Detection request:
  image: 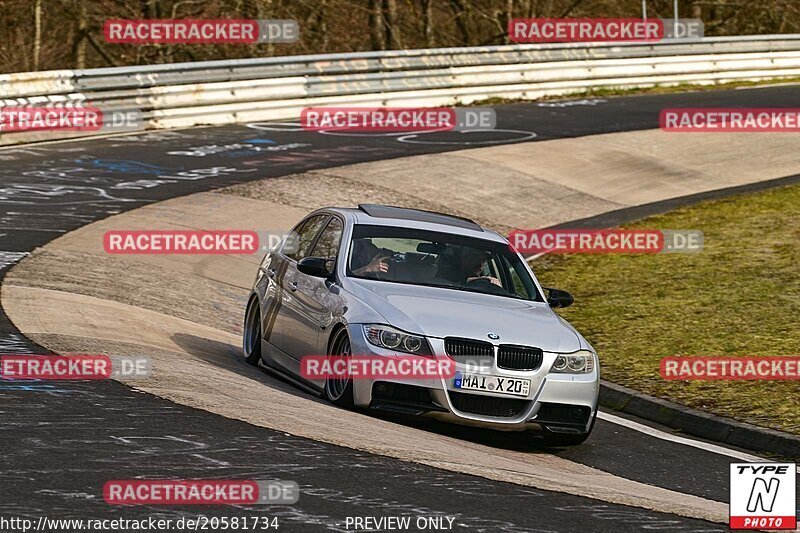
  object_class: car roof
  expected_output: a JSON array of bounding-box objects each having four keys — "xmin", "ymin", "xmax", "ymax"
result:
[
  {"xmin": 316, "ymin": 205, "xmax": 507, "ymax": 243},
  {"xmin": 358, "ymin": 204, "xmax": 482, "ymax": 231}
]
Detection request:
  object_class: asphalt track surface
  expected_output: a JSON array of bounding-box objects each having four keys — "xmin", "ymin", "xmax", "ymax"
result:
[{"xmin": 2, "ymin": 86, "xmax": 799, "ymax": 532}]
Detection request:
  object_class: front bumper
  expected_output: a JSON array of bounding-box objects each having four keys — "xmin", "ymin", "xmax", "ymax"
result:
[{"xmin": 348, "ymin": 324, "xmax": 599, "ymax": 433}]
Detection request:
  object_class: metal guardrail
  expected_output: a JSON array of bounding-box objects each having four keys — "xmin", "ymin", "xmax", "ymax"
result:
[{"xmin": 2, "ymin": 35, "xmax": 800, "ymax": 144}]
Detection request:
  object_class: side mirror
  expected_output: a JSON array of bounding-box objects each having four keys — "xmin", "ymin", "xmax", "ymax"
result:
[
  {"xmin": 544, "ymin": 287, "xmax": 574, "ymax": 308},
  {"xmin": 297, "ymin": 257, "xmax": 334, "ymax": 278}
]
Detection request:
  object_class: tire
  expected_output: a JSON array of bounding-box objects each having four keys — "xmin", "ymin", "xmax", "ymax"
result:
[
  {"xmin": 242, "ymin": 298, "xmax": 262, "ymax": 366},
  {"xmin": 539, "ymin": 408, "xmax": 597, "ymax": 447},
  {"xmin": 324, "ymin": 328, "xmax": 355, "ymax": 408}
]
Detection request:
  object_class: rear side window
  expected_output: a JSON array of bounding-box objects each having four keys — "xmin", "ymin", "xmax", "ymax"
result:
[
  {"xmin": 310, "ymin": 217, "xmax": 343, "ymax": 260},
  {"xmin": 283, "ymin": 215, "xmax": 327, "ymax": 261}
]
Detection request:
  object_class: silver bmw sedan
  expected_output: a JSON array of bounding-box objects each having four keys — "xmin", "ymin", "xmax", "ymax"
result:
[{"xmin": 243, "ymin": 204, "xmax": 599, "ymax": 446}]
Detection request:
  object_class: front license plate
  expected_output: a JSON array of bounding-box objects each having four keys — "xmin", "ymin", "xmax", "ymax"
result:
[{"xmin": 454, "ymin": 372, "xmax": 530, "ymax": 397}]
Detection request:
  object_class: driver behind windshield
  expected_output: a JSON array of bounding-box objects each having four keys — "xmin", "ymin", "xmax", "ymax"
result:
[
  {"xmin": 347, "ymin": 224, "xmax": 542, "ymax": 302},
  {"xmin": 461, "ymin": 250, "xmax": 502, "ymax": 287}
]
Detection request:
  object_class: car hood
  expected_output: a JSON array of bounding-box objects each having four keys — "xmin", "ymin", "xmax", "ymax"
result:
[{"xmin": 345, "ymin": 279, "xmax": 581, "ymax": 352}]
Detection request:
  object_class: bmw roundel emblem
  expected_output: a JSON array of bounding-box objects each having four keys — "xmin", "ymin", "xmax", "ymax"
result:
[{"xmin": 487, "ymin": 333, "xmax": 500, "ymax": 340}]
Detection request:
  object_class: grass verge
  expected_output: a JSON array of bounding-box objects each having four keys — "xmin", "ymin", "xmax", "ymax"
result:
[
  {"xmin": 533, "ymin": 182, "xmax": 800, "ymax": 434},
  {"xmin": 470, "ymin": 77, "xmax": 800, "ymax": 106}
]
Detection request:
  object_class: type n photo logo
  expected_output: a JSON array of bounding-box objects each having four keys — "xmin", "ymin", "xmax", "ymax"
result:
[{"xmin": 730, "ymin": 463, "xmax": 796, "ymax": 530}]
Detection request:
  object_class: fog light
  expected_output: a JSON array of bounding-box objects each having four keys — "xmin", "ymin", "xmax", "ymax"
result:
[{"xmin": 375, "ymin": 382, "xmax": 392, "ymax": 396}]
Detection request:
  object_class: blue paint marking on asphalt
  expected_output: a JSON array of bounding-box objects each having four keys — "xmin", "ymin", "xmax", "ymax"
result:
[
  {"xmin": 0, "ymin": 353, "xmax": 76, "ymax": 393},
  {"xmin": 80, "ymin": 159, "xmax": 172, "ymax": 175},
  {"xmin": 0, "ymin": 382, "xmax": 76, "ymax": 393}
]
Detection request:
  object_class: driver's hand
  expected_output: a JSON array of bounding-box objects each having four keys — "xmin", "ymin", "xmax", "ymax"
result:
[
  {"xmin": 364, "ymin": 256, "xmax": 389, "ymax": 273},
  {"xmin": 467, "ymin": 276, "xmax": 501, "ymax": 287}
]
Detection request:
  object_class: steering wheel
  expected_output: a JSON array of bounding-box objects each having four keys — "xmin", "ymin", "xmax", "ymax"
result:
[
  {"xmin": 466, "ymin": 277, "xmax": 494, "ymax": 288},
  {"xmin": 466, "ymin": 277, "xmax": 509, "ymax": 295}
]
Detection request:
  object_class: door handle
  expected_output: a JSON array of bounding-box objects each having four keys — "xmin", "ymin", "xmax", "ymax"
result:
[
  {"xmin": 289, "ymin": 281, "xmax": 298, "ymax": 291},
  {"xmin": 267, "ymin": 268, "xmax": 276, "ymax": 278}
]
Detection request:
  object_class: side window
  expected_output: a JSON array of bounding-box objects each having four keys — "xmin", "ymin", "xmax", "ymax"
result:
[
  {"xmin": 310, "ymin": 217, "xmax": 343, "ymax": 260},
  {"xmin": 283, "ymin": 215, "xmax": 327, "ymax": 261}
]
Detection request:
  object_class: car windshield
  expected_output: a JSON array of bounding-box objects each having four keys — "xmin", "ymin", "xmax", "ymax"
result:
[{"xmin": 346, "ymin": 225, "xmax": 543, "ymax": 301}]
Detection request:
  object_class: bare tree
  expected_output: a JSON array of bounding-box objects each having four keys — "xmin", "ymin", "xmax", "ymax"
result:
[
  {"xmin": 560, "ymin": 0, "xmax": 587, "ymax": 17},
  {"xmin": 144, "ymin": 0, "xmax": 159, "ymax": 18},
  {"xmin": 75, "ymin": 0, "xmax": 87, "ymax": 69},
  {"xmin": 313, "ymin": 0, "xmax": 329, "ymax": 52},
  {"xmin": 383, "ymin": 0, "xmax": 403, "ymax": 48},
  {"xmin": 505, "ymin": 0, "xmax": 514, "ymax": 43},
  {"xmin": 33, "ymin": 0, "xmax": 42, "ymax": 70},
  {"xmin": 450, "ymin": 0, "xmax": 472, "ymax": 44},
  {"xmin": 369, "ymin": 0, "xmax": 385, "ymax": 50},
  {"xmin": 2, "ymin": 0, "xmax": 797, "ymax": 75},
  {"xmin": 422, "ymin": 0, "xmax": 434, "ymax": 47}
]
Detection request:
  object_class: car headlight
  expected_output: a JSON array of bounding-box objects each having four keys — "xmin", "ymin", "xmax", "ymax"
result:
[
  {"xmin": 550, "ymin": 350, "xmax": 595, "ymax": 374},
  {"xmin": 363, "ymin": 325, "xmax": 432, "ymax": 355}
]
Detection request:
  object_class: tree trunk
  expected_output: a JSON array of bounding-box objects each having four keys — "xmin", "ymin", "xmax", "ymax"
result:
[
  {"xmin": 75, "ymin": 0, "xmax": 87, "ymax": 69},
  {"xmin": 369, "ymin": 0, "xmax": 384, "ymax": 50},
  {"xmin": 33, "ymin": 0, "xmax": 42, "ymax": 71},
  {"xmin": 383, "ymin": 0, "xmax": 402, "ymax": 49},
  {"xmin": 525, "ymin": 0, "xmax": 535, "ymax": 18},
  {"xmin": 316, "ymin": 0, "xmax": 329, "ymax": 52},
  {"xmin": 450, "ymin": 0, "xmax": 471, "ymax": 45},
  {"xmin": 145, "ymin": 0, "xmax": 159, "ymax": 18},
  {"xmin": 243, "ymin": 0, "xmax": 262, "ymax": 18},
  {"xmin": 422, "ymin": 0, "xmax": 433, "ymax": 47},
  {"xmin": 504, "ymin": 0, "xmax": 514, "ymax": 43}
]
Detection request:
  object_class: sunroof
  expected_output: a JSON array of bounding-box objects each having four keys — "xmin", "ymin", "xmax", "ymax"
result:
[{"xmin": 357, "ymin": 204, "xmax": 483, "ymax": 231}]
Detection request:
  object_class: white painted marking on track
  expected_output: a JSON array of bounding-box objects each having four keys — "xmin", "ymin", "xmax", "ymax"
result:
[
  {"xmin": 599, "ymin": 410, "xmax": 800, "ymax": 473},
  {"xmin": 245, "ymin": 122, "xmax": 303, "ymax": 132},
  {"xmin": 0, "ymin": 251, "xmax": 29, "ymax": 270},
  {"xmin": 397, "ymin": 128, "xmax": 537, "ymax": 145}
]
